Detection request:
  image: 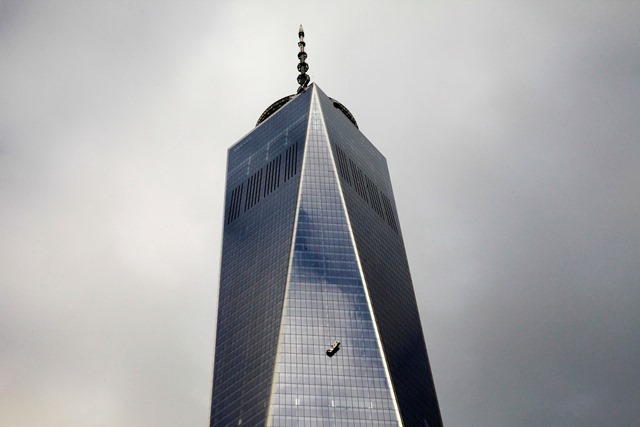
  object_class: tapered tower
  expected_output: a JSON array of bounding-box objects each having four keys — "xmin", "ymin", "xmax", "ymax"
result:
[{"xmin": 210, "ymin": 27, "xmax": 442, "ymax": 426}]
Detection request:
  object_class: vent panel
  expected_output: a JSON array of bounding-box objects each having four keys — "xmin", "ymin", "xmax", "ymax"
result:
[
  {"xmin": 226, "ymin": 183, "xmax": 244, "ymax": 224},
  {"xmin": 227, "ymin": 143, "xmax": 300, "ymax": 223},
  {"xmin": 333, "ymin": 145, "xmax": 399, "ymax": 233}
]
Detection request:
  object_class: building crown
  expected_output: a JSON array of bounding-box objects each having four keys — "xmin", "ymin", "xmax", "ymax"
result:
[{"xmin": 255, "ymin": 26, "xmax": 358, "ymax": 129}]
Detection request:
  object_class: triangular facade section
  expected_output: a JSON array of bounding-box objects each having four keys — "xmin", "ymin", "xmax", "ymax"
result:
[
  {"xmin": 210, "ymin": 89, "xmax": 312, "ymax": 426},
  {"xmin": 317, "ymin": 86, "xmax": 444, "ymax": 426},
  {"xmin": 267, "ymin": 86, "xmax": 401, "ymax": 425}
]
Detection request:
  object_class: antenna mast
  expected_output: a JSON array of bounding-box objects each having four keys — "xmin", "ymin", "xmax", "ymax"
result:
[{"xmin": 297, "ymin": 25, "xmax": 310, "ymax": 93}]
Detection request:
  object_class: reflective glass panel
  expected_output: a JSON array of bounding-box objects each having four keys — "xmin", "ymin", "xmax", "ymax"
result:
[
  {"xmin": 210, "ymin": 90, "xmax": 312, "ymax": 426},
  {"xmin": 317, "ymin": 86, "xmax": 443, "ymax": 426},
  {"xmin": 269, "ymin": 88, "xmax": 400, "ymax": 426}
]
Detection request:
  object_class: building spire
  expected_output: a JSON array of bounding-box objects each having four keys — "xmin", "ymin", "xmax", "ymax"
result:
[{"xmin": 297, "ymin": 25, "xmax": 310, "ymax": 94}]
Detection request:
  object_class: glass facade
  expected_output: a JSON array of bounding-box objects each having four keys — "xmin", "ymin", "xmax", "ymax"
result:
[
  {"xmin": 317, "ymin": 87, "xmax": 443, "ymax": 426},
  {"xmin": 268, "ymin": 92, "xmax": 399, "ymax": 425},
  {"xmin": 210, "ymin": 89, "xmax": 311, "ymax": 426},
  {"xmin": 211, "ymin": 84, "xmax": 442, "ymax": 426}
]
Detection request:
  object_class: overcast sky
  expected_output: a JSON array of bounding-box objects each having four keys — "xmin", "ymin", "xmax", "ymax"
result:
[{"xmin": 1, "ymin": 1, "xmax": 639, "ymax": 426}]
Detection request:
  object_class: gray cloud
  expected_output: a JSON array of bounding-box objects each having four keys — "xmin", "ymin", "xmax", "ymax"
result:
[{"xmin": 1, "ymin": 1, "xmax": 638, "ymax": 426}]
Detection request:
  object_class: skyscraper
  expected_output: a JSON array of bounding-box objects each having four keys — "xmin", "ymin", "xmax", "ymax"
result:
[{"xmin": 210, "ymin": 27, "xmax": 443, "ymax": 426}]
